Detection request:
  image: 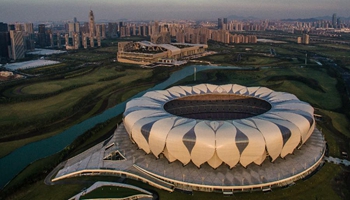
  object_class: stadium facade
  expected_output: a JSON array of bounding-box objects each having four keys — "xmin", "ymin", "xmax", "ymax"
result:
[
  {"xmin": 117, "ymin": 41, "xmax": 208, "ymax": 65},
  {"xmin": 52, "ymin": 84, "xmax": 325, "ymax": 193}
]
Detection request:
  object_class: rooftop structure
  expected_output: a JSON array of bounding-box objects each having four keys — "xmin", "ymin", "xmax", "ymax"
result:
[
  {"xmin": 117, "ymin": 41, "xmax": 207, "ymax": 65},
  {"xmin": 124, "ymin": 84, "xmax": 316, "ymax": 169}
]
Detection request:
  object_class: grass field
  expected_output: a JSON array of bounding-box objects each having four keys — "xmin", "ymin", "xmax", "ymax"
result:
[
  {"xmin": 0, "ymin": 68, "xmax": 154, "ymax": 158},
  {"xmin": 60, "ymin": 51, "xmax": 115, "ymax": 62},
  {"xmin": 261, "ymin": 67, "xmax": 341, "ymax": 110},
  {"xmin": 175, "ymin": 66, "xmax": 342, "ymax": 110},
  {"xmin": 0, "ymin": 68, "xmax": 152, "ymax": 127},
  {"xmin": 18, "ymin": 67, "xmax": 142, "ymax": 95},
  {"xmin": 321, "ymin": 110, "xmax": 350, "ymax": 138}
]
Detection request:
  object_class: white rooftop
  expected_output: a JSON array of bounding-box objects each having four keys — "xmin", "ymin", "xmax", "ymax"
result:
[
  {"xmin": 4, "ymin": 60, "xmax": 60, "ymax": 70},
  {"xmin": 27, "ymin": 48, "xmax": 66, "ymax": 55}
]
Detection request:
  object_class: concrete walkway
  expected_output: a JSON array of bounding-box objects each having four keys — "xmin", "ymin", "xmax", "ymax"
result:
[{"xmin": 324, "ymin": 156, "xmax": 350, "ymax": 166}]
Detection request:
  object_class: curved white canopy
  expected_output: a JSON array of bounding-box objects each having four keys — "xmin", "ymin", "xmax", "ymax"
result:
[{"xmin": 123, "ymin": 84, "xmax": 315, "ymax": 169}]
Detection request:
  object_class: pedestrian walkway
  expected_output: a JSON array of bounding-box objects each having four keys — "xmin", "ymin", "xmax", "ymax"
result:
[{"xmin": 68, "ymin": 181, "xmax": 153, "ymax": 200}]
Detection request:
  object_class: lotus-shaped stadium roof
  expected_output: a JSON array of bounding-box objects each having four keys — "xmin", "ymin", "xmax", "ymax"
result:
[{"xmin": 123, "ymin": 84, "xmax": 315, "ymax": 169}]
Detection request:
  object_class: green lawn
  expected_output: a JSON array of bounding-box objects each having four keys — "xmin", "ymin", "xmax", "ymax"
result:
[
  {"xmin": 321, "ymin": 110, "xmax": 350, "ymax": 138},
  {"xmin": 0, "ymin": 68, "xmax": 152, "ymax": 127},
  {"xmin": 176, "ymin": 66, "xmax": 342, "ymax": 110},
  {"xmin": 60, "ymin": 52, "xmax": 115, "ymax": 62},
  {"xmin": 0, "ymin": 67, "xmax": 154, "ymax": 157},
  {"xmin": 317, "ymin": 43, "xmax": 350, "ymax": 51},
  {"xmin": 19, "ymin": 67, "xmax": 146, "ymax": 95},
  {"xmin": 260, "ymin": 67, "xmax": 341, "ymax": 110},
  {"xmin": 238, "ymin": 55, "xmax": 282, "ymax": 65}
]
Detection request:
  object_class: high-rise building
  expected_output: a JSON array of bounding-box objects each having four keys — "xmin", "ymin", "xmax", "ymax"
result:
[
  {"xmin": 107, "ymin": 23, "xmax": 118, "ymax": 38},
  {"xmin": 176, "ymin": 31, "xmax": 185, "ymax": 43},
  {"xmin": 8, "ymin": 24, "xmax": 15, "ymax": 31},
  {"xmin": 153, "ymin": 21, "xmax": 159, "ymax": 34},
  {"xmin": 75, "ymin": 22, "xmax": 80, "ymax": 34},
  {"xmin": 10, "ymin": 30, "xmax": 25, "ymax": 61},
  {"xmin": 38, "ymin": 24, "xmax": 47, "ymax": 47},
  {"xmin": 119, "ymin": 22, "xmax": 124, "ymax": 31},
  {"xmin": 337, "ymin": 18, "xmax": 341, "ymax": 28},
  {"xmin": 101, "ymin": 24, "xmax": 106, "ymax": 39},
  {"xmin": 132, "ymin": 25, "xmax": 136, "ymax": 36},
  {"xmin": 332, "ymin": 13, "xmax": 337, "ymax": 28},
  {"xmin": 15, "ymin": 24, "xmax": 23, "ymax": 31},
  {"xmin": 297, "ymin": 37, "xmax": 302, "ymax": 44},
  {"xmin": 82, "ymin": 33, "xmax": 88, "ymax": 49},
  {"xmin": 65, "ymin": 34, "xmax": 69, "ymax": 47},
  {"xmin": 0, "ymin": 22, "xmax": 8, "ymax": 32},
  {"xmin": 38, "ymin": 24, "xmax": 45, "ymax": 34},
  {"xmin": 302, "ymin": 34, "xmax": 310, "ymax": 44},
  {"xmin": 0, "ymin": 22, "xmax": 10, "ymax": 60},
  {"xmin": 57, "ymin": 33, "xmax": 61, "ymax": 48},
  {"xmin": 89, "ymin": 10, "xmax": 96, "ymax": 38},
  {"xmin": 90, "ymin": 37, "xmax": 94, "ymax": 47},
  {"xmin": 96, "ymin": 25, "xmax": 101, "ymax": 37},
  {"xmin": 50, "ymin": 33, "xmax": 54, "ymax": 47},
  {"xmin": 74, "ymin": 32, "xmax": 80, "ymax": 49},
  {"xmin": 24, "ymin": 23, "xmax": 34, "ymax": 34},
  {"xmin": 97, "ymin": 35, "xmax": 101, "ymax": 47},
  {"xmin": 218, "ymin": 18, "xmax": 223, "ymax": 30},
  {"xmin": 68, "ymin": 23, "xmax": 75, "ymax": 37},
  {"xmin": 82, "ymin": 22, "xmax": 89, "ymax": 34}
]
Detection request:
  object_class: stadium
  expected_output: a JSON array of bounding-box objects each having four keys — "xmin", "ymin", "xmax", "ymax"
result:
[{"xmin": 53, "ymin": 84, "xmax": 325, "ymax": 193}]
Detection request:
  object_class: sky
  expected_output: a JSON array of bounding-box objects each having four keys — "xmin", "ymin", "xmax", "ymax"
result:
[{"xmin": 1, "ymin": 0, "xmax": 349, "ymax": 23}]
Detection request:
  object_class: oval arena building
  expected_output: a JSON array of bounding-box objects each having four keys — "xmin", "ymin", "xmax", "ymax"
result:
[
  {"xmin": 53, "ymin": 84, "xmax": 326, "ymax": 193},
  {"xmin": 124, "ymin": 84, "xmax": 317, "ymax": 169}
]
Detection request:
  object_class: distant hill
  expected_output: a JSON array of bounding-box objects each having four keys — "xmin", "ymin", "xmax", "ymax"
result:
[{"xmin": 281, "ymin": 16, "xmax": 350, "ymax": 22}]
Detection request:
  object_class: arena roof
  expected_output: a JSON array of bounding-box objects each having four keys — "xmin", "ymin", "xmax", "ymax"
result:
[{"xmin": 123, "ymin": 84, "xmax": 315, "ymax": 169}]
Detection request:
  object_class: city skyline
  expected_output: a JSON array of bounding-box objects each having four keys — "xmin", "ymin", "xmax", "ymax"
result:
[{"xmin": 1, "ymin": 0, "xmax": 350, "ymax": 23}]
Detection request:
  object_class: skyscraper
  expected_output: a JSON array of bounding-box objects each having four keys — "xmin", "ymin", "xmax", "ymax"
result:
[
  {"xmin": 10, "ymin": 30, "xmax": 25, "ymax": 61},
  {"xmin": 101, "ymin": 24, "xmax": 106, "ymax": 39},
  {"xmin": 337, "ymin": 18, "xmax": 341, "ymax": 28},
  {"xmin": 89, "ymin": 10, "xmax": 96, "ymax": 38},
  {"xmin": 0, "ymin": 22, "xmax": 10, "ymax": 59},
  {"xmin": 24, "ymin": 23, "xmax": 34, "ymax": 34},
  {"xmin": 107, "ymin": 23, "xmax": 118, "ymax": 38},
  {"xmin": 332, "ymin": 13, "xmax": 337, "ymax": 28},
  {"xmin": 218, "ymin": 18, "xmax": 223, "ymax": 30},
  {"xmin": 57, "ymin": 33, "xmax": 61, "ymax": 48},
  {"xmin": 68, "ymin": 23, "xmax": 75, "ymax": 37},
  {"xmin": 38, "ymin": 24, "xmax": 47, "ymax": 47},
  {"xmin": 75, "ymin": 22, "xmax": 80, "ymax": 34}
]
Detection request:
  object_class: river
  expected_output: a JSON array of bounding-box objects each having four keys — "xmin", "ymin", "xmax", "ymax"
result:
[{"xmin": 0, "ymin": 65, "xmax": 247, "ymax": 188}]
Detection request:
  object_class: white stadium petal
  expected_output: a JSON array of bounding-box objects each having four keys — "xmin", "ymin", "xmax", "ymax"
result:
[
  {"xmin": 149, "ymin": 117, "xmax": 177, "ymax": 157},
  {"xmin": 191, "ymin": 121, "xmax": 216, "ymax": 167},
  {"xmin": 215, "ymin": 122, "xmax": 240, "ymax": 168},
  {"xmin": 166, "ymin": 120, "xmax": 197, "ymax": 165}
]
